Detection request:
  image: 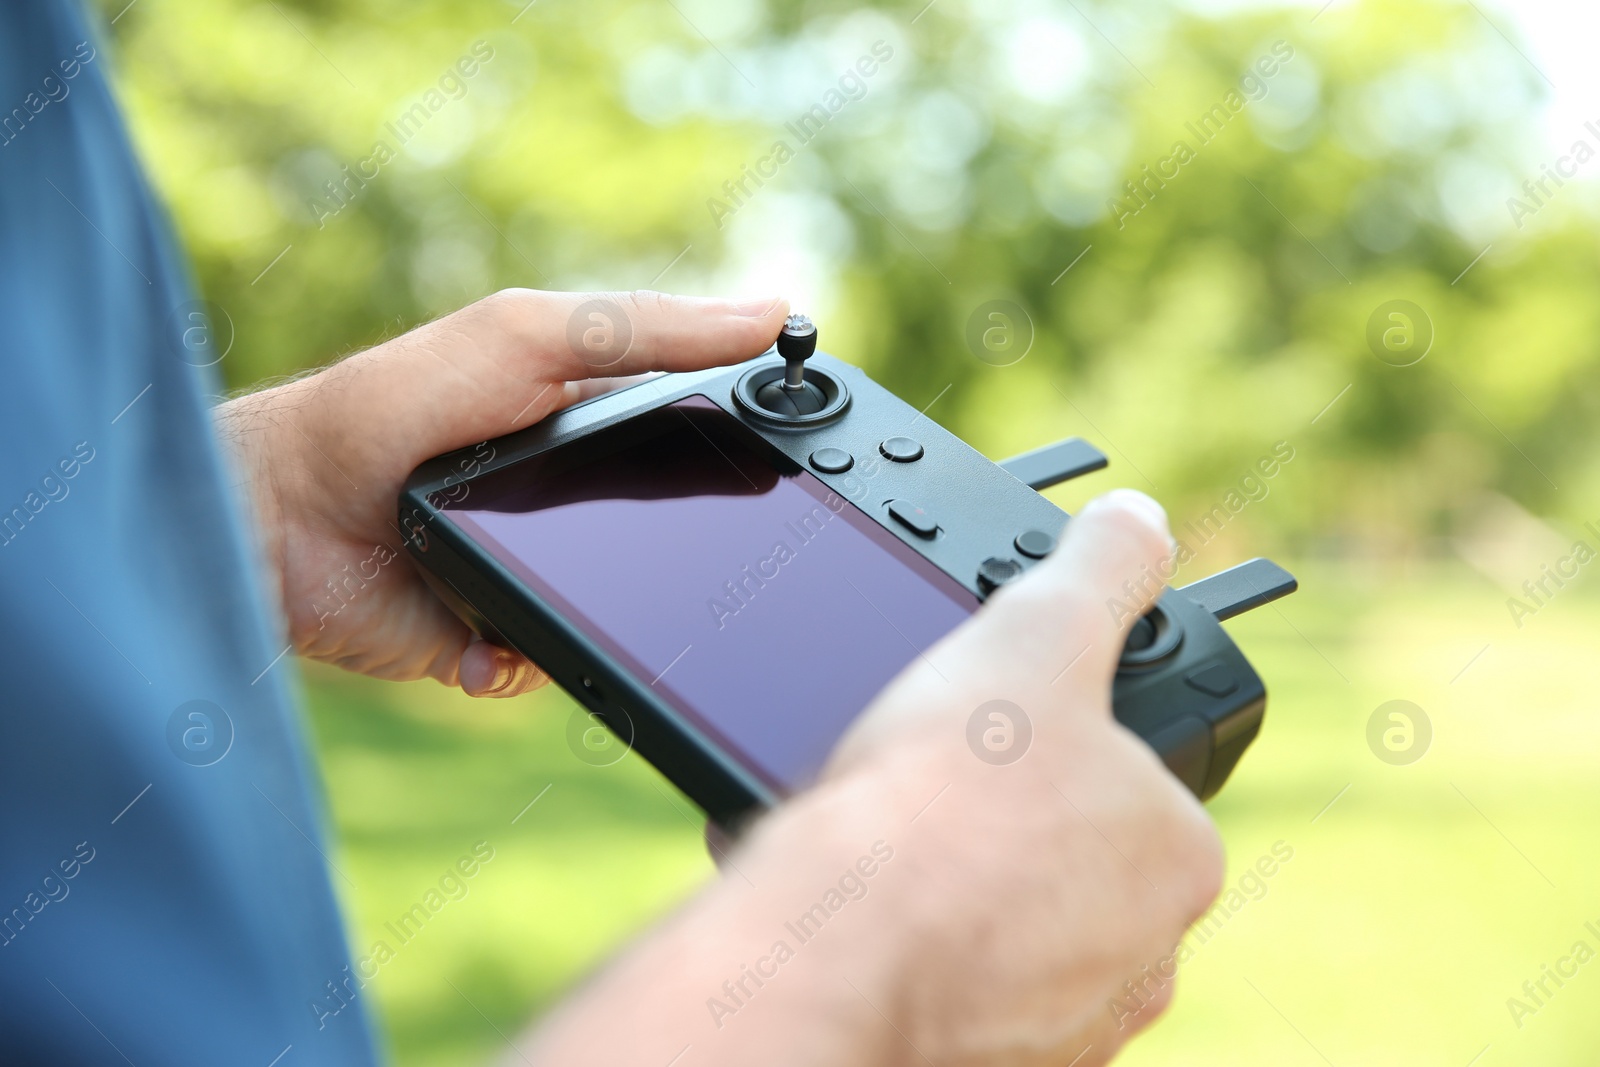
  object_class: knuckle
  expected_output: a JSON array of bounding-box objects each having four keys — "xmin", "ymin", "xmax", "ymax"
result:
[
  {"xmin": 477, "ymin": 287, "xmax": 537, "ymax": 333},
  {"xmin": 622, "ymin": 288, "xmax": 675, "ymax": 318},
  {"xmin": 479, "ymin": 287, "xmax": 523, "ymax": 312},
  {"xmin": 1172, "ymin": 806, "xmax": 1226, "ymax": 915}
]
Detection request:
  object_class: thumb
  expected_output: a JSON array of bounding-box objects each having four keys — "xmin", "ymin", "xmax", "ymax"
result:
[
  {"xmin": 823, "ymin": 489, "xmax": 1177, "ymax": 774},
  {"xmin": 970, "ymin": 488, "xmax": 1177, "ymax": 698},
  {"xmin": 300, "ymin": 289, "xmax": 790, "ymax": 481}
]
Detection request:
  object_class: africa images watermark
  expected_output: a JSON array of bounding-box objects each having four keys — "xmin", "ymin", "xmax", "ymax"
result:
[
  {"xmin": 1503, "ymin": 519, "xmax": 1600, "ymax": 629},
  {"xmin": 1367, "ymin": 699, "xmax": 1431, "ymax": 766},
  {"xmin": 1107, "ymin": 840, "xmax": 1295, "ymax": 1029},
  {"xmin": 1108, "ymin": 40, "xmax": 1295, "ymax": 229},
  {"xmin": 0, "ymin": 840, "xmax": 96, "ymax": 949},
  {"xmin": 1, "ymin": 39, "xmax": 96, "ymax": 148},
  {"xmin": 705, "ymin": 40, "xmax": 895, "ymax": 229},
  {"xmin": 1504, "ymin": 119, "xmax": 1600, "ymax": 229},
  {"xmin": 166, "ymin": 700, "xmax": 236, "ymax": 767},
  {"xmin": 320, "ymin": 441, "xmax": 496, "ymax": 626},
  {"xmin": 706, "ymin": 840, "xmax": 895, "ymax": 1029},
  {"xmin": 1504, "ymin": 917, "xmax": 1600, "ymax": 1031},
  {"xmin": 1, "ymin": 440, "xmax": 96, "ymax": 548},
  {"xmin": 309, "ymin": 541, "xmax": 404, "ymax": 629},
  {"xmin": 966, "ymin": 699, "xmax": 1032, "ymax": 765},
  {"xmin": 707, "ymin": 491, "xmax": 844, "ymax": 630},
  {"xmin": 311, "ymin": 841, "xmax": 497, "ymax": 1030},
  {"xmin": 308, "ymin": 40, "xmax": 496, "ymax": 228},
  {"xmin": 1107, "ymin": 441, "xmax": 1296, "ymax": 625}
]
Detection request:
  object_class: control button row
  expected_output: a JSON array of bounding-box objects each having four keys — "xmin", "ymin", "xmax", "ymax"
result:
[
  {"xmin": 810, "ymin": 436, "xmax": 925, "ymax": 473},
  {"xmin": 805, "ymin": 437, "xmax": 1063, "ymax": 605}
]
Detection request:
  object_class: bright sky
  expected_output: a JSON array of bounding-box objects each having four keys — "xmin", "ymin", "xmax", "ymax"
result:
[
  {"xmin": 725, "ymin": 0, "xmax": 1598, "ymax": 312},
  {"xmin": 1490, "ymin": 0, "xmax": 1600, "ymax": 147},
  {"xmin": 1203, "ymin": 0, "xmax": 1600, "ymax": 150}
]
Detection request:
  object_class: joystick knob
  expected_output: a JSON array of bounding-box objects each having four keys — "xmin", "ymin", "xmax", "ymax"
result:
[
  {"xmin": 776, "ymin": 313, "xmax": 818, "ymax": 388},
  {"xmin": 756, "ymin": 314, "xmax": 828, "ymax": 417}
]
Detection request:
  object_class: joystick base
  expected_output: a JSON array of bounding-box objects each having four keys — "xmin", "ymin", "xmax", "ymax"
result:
[
  {"xmin": 733, "ymin": 362, "xmax": 849, "ymax": 425},
  {"xmin": 754, "ymin": 379, "xmax": 829, "ymax": 417}
]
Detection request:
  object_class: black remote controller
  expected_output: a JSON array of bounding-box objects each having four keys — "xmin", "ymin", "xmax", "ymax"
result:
[{"xmin": 399, "ymin": 316, "xmax": 1296, "ymax": 829}]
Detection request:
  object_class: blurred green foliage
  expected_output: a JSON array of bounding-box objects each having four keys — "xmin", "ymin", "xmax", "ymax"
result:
[
  {"xmin": 99, "ymin": 0, "xmax": 1600, "ymax": 556},
  {"xmin": 94, "ymin": 0, "xmax": 1600, "ymax": 1063}
]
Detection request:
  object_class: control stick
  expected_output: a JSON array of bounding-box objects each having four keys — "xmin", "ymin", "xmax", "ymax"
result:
[{"xmin": 755, "ymin": 314, "xmax": 828, "ymax": 416}]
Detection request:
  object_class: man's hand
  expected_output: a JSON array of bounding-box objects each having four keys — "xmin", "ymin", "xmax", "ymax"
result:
[
  {"xmin": 216, "ymin": 289, "xmax": 788, "ymax": 696},
  {"xmin": 520, "ymin": 490, "xmax": 1223, "ymax": 1067}
]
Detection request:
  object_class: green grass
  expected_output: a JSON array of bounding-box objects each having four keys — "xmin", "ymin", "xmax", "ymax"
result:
[
  {"xmin": 302, "ymin": 561, "xmax": 1600, "ymax": 1066},
  {"xmin": 302, "ymin": 668, "xmax": 716, "ymax": 1067}
]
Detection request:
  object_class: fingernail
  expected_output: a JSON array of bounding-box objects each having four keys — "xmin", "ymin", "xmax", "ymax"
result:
[
  {"xmin": 730, "ymin": 297, "xmax": 784, "ymax": 317},
  {"xmin": 1093, "ymin": 488, "xmax": 1170, "ymax": 538},
  {"xmin": 484, "ymin": 651, "xmax": 516, "ymax": 695}
]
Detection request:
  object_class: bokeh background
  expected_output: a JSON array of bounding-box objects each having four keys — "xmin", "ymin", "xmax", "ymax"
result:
[{"xmin": 98, "ymin": 0, "xmax": 1600, "ymax": 1062}]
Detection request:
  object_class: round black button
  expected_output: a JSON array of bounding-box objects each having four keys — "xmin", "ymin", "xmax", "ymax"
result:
[
  {"xmin": 879, "ymin": 436, "xmax": 924, "ymax": 463},
  {"xmin": 977, "ymin": 557, "xmax": 1023, "ymax": 595},
  {"xmin": 1014, "ymin": 529, "xmax": 1055, "ymax": 559},
  {"xmin": 809, "ymin": 447, "xmax": 854, "ymax": 474}
]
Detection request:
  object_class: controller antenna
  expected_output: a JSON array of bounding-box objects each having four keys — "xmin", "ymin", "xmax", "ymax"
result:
[{"xmin": 776, "ymin": 313, "xmax": 818, "ymax": 392}]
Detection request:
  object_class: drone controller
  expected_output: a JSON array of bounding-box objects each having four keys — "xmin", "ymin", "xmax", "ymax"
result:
[{"xmin": 399, "ymin": 316, "xmax": 1296, "ymax": 829}]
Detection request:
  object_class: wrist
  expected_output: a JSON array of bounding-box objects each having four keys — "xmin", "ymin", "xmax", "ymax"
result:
[
  {"xmin": 212, "ymin": 384, "xmax": 304, "ymax": 627},
  {"xmin": 703, "ymin": 746, "xmax": 981, "ymax": 1063}
]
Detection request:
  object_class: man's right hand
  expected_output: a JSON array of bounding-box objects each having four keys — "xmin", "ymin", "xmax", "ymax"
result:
[
  {"xmin": 805, "ymin": 487, "xmax": 1224, "ymax": 1064},
  {"xmin": 517, "ymin": 490, "xmax": 1223, "ymax": 1067}
]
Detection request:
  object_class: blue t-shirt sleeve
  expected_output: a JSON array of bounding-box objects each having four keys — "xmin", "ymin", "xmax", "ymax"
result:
[{"xmin": 0, "ymin": 3, "xmax": 379, "ymax": 1063}]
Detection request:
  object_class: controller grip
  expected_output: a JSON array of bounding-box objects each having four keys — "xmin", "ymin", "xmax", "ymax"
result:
[{"xmin": 1112, "ymin": 590, "xmax": 1270, "ymax": 800}]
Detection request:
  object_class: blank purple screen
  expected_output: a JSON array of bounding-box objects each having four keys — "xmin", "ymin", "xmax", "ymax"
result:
[{"xmin": 445, "ymin": 396, "xmax": 976, "ymax": 792}]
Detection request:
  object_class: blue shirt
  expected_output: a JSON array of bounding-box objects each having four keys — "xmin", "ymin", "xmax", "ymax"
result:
[{"xmin": 0, "ymin": 3, "xmax": 378, "ymax": 1063}]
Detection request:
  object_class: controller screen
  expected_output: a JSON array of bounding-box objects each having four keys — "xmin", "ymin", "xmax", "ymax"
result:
[{"xmin": 443, "ymin": 395, "xmax": 977, "ymax": 793}]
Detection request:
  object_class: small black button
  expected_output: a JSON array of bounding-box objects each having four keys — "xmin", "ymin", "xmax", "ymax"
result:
[
  {"xmin": 1185, "ymin": 663, "xmax": 1238, "ymax": 698},
  {"xmin": 809, "ymin": 447, "xmax": 854, "ymax": 474},
  {"xmin": 879, "ymin": 436, "xmax": 924, "ymax": 463},
  {"xmin": 1014, "ymin": 529, "xmax": 1055, "ymax": 559},
  {"xmin": 977, "ymin": 556, "xmax": 1023, "ymax": 594},
  {"xmin": 887, "ymin": 499, "xmax": 938, "ymax": 538}
]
